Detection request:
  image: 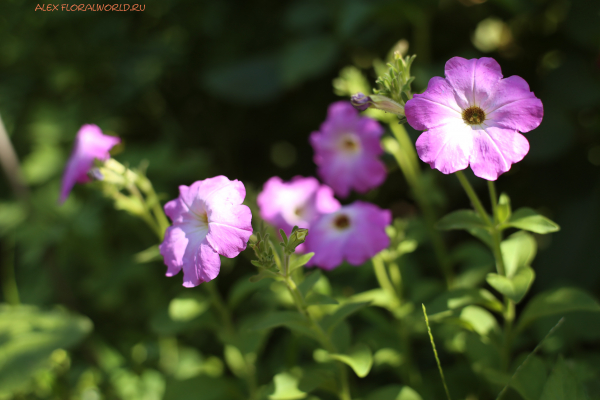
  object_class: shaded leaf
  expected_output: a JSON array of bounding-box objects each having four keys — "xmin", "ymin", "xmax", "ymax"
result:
[
  {"xmin": 365, "ymin": 385, "xmax": 423, "ymax": 400},
  {"xmin": 289, "ymin": 253, "xmax": 314, "ymax": 273},
  {"xmin": 436, "ymin": 210, "xmax": 489, "ymax": 231},
  {"xmin": 510, "ymin": 355, "xmax": 548, "ymax": 400},
  {"xmin": 321, "ymin": 301, "xmax": 371, "ymax": 332},
  {"xmin": 426, "ymin": 289, "xmax": 504, "ymax": 320},
  {"xmin": 497, "ymin": 193, "xmax": 512, "ymax": 224},
  {"xmin": 539, "ymin": 357, "xmax": 589, "ymax": 400},
  {"xmin": 298, "ymin": 270, "xmax": 321, "ymax": 297},
  {"xmin": 305, "ymin": 293, "xmax": 338, "ymax": 307},
  {"xmin": 517, "ymin": 288, "xmax": 600, "ymax": 331}
]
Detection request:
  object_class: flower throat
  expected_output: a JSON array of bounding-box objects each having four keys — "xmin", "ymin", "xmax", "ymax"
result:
[{"xmin": 462, "ymin": 106, "xmax": 485, "ymax": 125}]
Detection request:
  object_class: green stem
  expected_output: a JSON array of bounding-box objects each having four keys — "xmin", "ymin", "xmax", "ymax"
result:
[
  {"xmin": 372, "ymin": 254, "xmax": 398, "ymax": 303},
  {"xmin": 455, "ymin": 171, "xmax": 492, "ymax": 225},
  {"xmin": 487, "ymin": 181, "xmax": 506, "ymax": 276},
  {"xmin": 282, "ymin": 256, "xmax": 352, "ymax": 400},
  {"xmin": 387, "ymin": 124, "xmax": 453, "ymax": 287},
  {"xmin": 204, "ymin": 281, "xmax": 235, "ymax": 338},
  {"xmin": 2, "ymin": 236, "xmax": 20, "ymax": 305}
]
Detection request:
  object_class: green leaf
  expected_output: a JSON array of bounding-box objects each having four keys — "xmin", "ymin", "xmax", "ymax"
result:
[
  {"xmin": 501, "ymin": 231, "xmax": 537, "ymax": 278},
  {"xmin": 321, "ymin": 301, "xmax": 371, "ymax": 332},
  {"xmin": 460, "ymin": 305, "xmax": 500, "ymax": 336},
  {"xmin": 298, "ymin": 270, "xmax": 322, "ymax": 297},
  {"xmin": 289, "ymin": 253, "xmax": 315, "ymax": 273},
  {"xmin": 249, "ymin": 269, "xmax": 278, "ymax": 283},
  {"xmin": 168, "ymin": 297, "xmax": 209, "ymax": 322},
  {"xmin": 507, "ymin": 207, "xmax": 560, "ymax": 234},
  {"xmin": 539, "ymin": 357, "xmax": 590, "ymax": 400},
  {"xmin": 436, "ymin": 210, "xmax": 489, "ymax": 231},
  {"xmin": 426, "ymin": 289, "xmax": 504, "ymax": 320},
  {"xmin": 0, "ymin": 305, "xmax": 92, "ymax": 394},
  {"xmin": 517, "ymin": 288, "xmax": 600, "ymax": 332},
  {"xmin": 269, "ymin": 371, "xmax": 307, "ymax": 400},
  {"xmin": 224, "ymin": 345, "xmax": 247, "ymax": 378},
  {"xmin": 486, "ymin": 266, "xmax": 536, "ymax": 303},
  {"xmin": 467, "ymin": 227, "xmax": 493, "ymax": 248},
  {"xmin": 497, "ymin": 193, "xmax": 512, "ymax": 224},
  {"xmin": 305, "ymin": 293, "xmax": 338, "ymax": 307},
  {"xmin": 253, "ymin": 312, "xmax": 315, "ymax": 339},
  {"xmin": 365, "ymin": 385, "xmax": 423, "ymax": 400},
  {"xmin": 350, "ymin": 288, "xmax": 395, "ymax": 309},
  {"xmin": 510, "ymin": 355, "xmax": 548, "ymax": 400},
  {"xmin": 329, "ymin": 343, "xmax": 373, "ymax": 378},
  {"xmin": 134, "ymin": 244, "xmax": 162, "ymax": 263}
]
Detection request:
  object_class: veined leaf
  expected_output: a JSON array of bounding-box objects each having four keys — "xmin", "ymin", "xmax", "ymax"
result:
[
  {"xmin": 501, "ymin": 231, "xmax": 537, "ymax": 278},
  {"xmin": 486, "ymin": 266, "xmax": 535, "ymax": 303}
]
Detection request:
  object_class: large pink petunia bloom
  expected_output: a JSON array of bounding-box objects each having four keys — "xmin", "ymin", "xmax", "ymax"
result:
[
  {"xmin": 304, "ymin": 201, "xmax": 391, "ymax": 270},
  {"xmin": 310, "ymin": 101, "xmax": 387, "ymax": 198},
  {"xmin": 257, "ymin": 176, "xmax": 341, "ymax": 236},
  {"xmin": 159, "ymin": 176, "xmax": 252, "ymax": 288},
  {"xmin": 59, "ymin": 124, "xmax": 120, "ymax": 203},
  {"xmin": 405, "ymin": 57, "xmax": 543, "ymax": 181}
]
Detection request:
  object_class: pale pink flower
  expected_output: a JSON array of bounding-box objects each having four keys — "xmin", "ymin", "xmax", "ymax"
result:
[
  {"xmin": 59, "ymin": 124, "xmax": 120, "ymax": 203},
  {"xmin": 405, "ymin": 57, "xmax": 543, "ymax": 180},
  {"xmin": 257, "ymin": 176, "xmax": 340, "ymax": 240},
  {"xmin": 310, "ymin": 102, "xmax": 386, "ymax": 198},
  {"xmin": 159, "ymin": 176, "xmax": 252, "ymax": 287},
  {"xmin": 304, "ymin": 201, "xmax": 391, "ymax": 270}
]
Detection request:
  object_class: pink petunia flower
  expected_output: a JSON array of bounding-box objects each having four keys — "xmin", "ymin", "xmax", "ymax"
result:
[
  {"xmin": 304, "ymin": 201, "xmax": 391, "ymax": 270},
  {"xmin": 310, "ymin": 102, "xmax": 387, "ymax": 198},
  {"xmin": 405, "ymin": 57, "xmax": 543, "ymax": 180},
  {"xmin": 159, "ymin": 176, "xmax": 252, "ymax": 287},
  {"xmin": 59, "ymin": 124, "xmax": 120, "ymax": 203},
  {"xmin": 257, "ymin": 176, "xmax": 340, "ymax": 237}
]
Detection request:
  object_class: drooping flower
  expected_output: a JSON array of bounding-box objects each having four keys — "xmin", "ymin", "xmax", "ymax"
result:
[
  {"xmin": 59, "ymin": 124, "xmax": 120, "ymax": 203},
  {"xmin": 159, "ymin": 176, "xmax": 252, "ymax": 287},
  {"xmin": 310, "ymin": 102, "xmax": 387, "ymax": 198},
  {"xmin": 257, "ymin": 176, "xmax": 340, "ymax": 239},
  {"xmin": 405, "ymin": 57, "xmax": 543, "ymax": 180},
  {"xmin": 304, "ymin": 201, "xmax": 391, "ymax": 270}
]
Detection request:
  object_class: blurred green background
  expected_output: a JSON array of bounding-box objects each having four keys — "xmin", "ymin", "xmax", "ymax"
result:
[{"xmin": 0, "ymin": 0, "xmax": 599, "ymax": 398}]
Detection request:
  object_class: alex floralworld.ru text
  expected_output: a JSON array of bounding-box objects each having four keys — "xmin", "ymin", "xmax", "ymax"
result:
[{"xmin": 35, "ymin": 4, "xmax": 145, "ymax": 11}]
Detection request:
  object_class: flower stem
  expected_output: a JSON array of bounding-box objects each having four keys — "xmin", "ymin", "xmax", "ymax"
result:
[
  {"xmin": 204, "ymin": 281, "xmax": 235, "ymax": 338},
  {"xmin": 281, "ymin": 256, "xmax": 352, "ymax": 400},
  {"xmin": 387, "ymin": 123, "xmax": 453, "ymax": 287},
  {"xmin": 0, "ymin": 114, "xmax": 28, "ymax": 200},
  {"xmin": 454, "ymin": 171, "xmax": 491, "ymax": 225},
  {"xmin": 372, "ymin": 254, "xmax": 399, "ymax": 304}
]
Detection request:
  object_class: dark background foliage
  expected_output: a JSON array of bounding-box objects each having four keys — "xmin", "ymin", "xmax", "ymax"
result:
[{"xmin": 0, "ymin": 0, "xmax": 599, "ymax": 398}]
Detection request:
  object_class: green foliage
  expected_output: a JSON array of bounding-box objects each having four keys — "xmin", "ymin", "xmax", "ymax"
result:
[
  {"xmin": 436, "ymin": 209, "xmax": 490, "ymax": 231},
  {"xmin": 328, "ymin": 343, "xmax": 373, "ymax": 378},
  {"xmin": 539, "ymin": 357, "xmax": 590, "ymax": 400},
  {"xmin": 506, "ymin": 208, "xmax": 560, "ymax": 234},
  {"xmin": 0, "ymin": 305, "xmax": 92, "ymax": 395},
  {"xmin": 517, "ymin": 288, "xmax": 600, "ymax": 331}
]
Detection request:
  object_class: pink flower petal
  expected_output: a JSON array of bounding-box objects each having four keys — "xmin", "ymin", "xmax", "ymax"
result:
[
  {"xmin": 405, "ymin": 77, "xmax": 462, "ymax": 130},
  {"xmin": 59, "ymin": 124, "xmax": 120, "ymax": 203},
  {"xmin": 444, "ymin": 57, "xmax": 503, "ymax": 109},
  {"xmin": 484, "ymin": 76, "xmax": 543, "ymax": 133},
  {"xmin": 470, "ymin": 125, "xmax": 530, "ymax": 180},
  {"xmin": 415, "ymin": 121, "xmax": 473, "ymax": 174}
]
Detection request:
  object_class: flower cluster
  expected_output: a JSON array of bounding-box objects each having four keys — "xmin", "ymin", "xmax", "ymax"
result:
[{"xmin": 259, "ymin": 101, "xmax": 391, "ymax": 270}]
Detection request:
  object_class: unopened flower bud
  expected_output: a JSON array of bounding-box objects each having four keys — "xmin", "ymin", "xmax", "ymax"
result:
[
  {"xmin": 88, "ymin": 168, "xmax": 104, "ymax": 181},
  {"xmin": 368, "ymin": 95, "xmax": 405, "ymax": 116},
  {"xmin": 284, "ymin": 226, "xmax": 309, "ymax": 254},
  {"xmin": 351, "ymin": 93, "xmax": 371, "ymax": 111}
]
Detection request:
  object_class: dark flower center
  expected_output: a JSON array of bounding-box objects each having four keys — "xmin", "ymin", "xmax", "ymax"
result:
[
  {"xmin": 333, "ymin": 214, "xmax": 350, "ymax": 229},
  {"xmin": 199, "ymin": 212, "xmax": 209, "ymax": 225},
  {"xmin": 339, "ymin": 133, "xmax": 361, "ymax": 153},
  {"xmin": 294, "ymin": 206, "xmax": 304, "ymax": 217},
  {"xmin": 462, "ymin": 106, "xmax": 486, "ymax": 125}
]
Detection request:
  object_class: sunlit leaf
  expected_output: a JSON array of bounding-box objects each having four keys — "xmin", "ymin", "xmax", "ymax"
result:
[
  {"xmin": 486, "ymin": 266, "xmax": 536, "ymax": 304},
  {"xmin": 365, "ymin": 384, "xmax": 423, "ymax": 400},
  {"xmin": 329, "ymin": 343, "xmax": 373, "ymax": 378},
  {"xmin": 289, "ymin": 253, "xmax": 314, "ymax": 273},
  {"xmin": 501, "ymin": 231, "xmax": 537, "ymax": 278},
  {"xmin": 507, "ymin": 207, "xmax": 560, "ymax": 234},
  {"xmin": 269, "ymin": 371, "xmax": 307, "ymax": 400}
]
